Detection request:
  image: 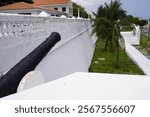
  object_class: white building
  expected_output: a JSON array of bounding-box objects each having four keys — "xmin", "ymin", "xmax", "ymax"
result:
[
  {"xmin": 34, "ymin": 0, "xmax": 73, "ymax": 17},
  {"xmin": 0, "ymin": 0, "xmax": 73, "ymax": 17}
]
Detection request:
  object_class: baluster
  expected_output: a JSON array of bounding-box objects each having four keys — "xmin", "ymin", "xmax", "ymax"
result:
[
  {"xmin": 25, "ymin": 22, "xmax": 30, "ymax": 34},
  {"xmin": 7, "ymin": 23, "xmax": 13, "ymax": 36},
  {"xmin": 36, "ymin": 21, "xmax": 39, "ymax": 32},
  {"xmin": 0, "ymin": 22, "xmax": 3, "ymax": 38},
  {"xmin": 23, "ymin": 23, "xmax": 26, "ymax": 34},
  {"xmin": 3, "ymin": 23, "xmax": 8, "ymax": 37},
  {"xmin": 20, "ymin": 23, "xmax": 24, "ymax": 35},
  {"xmin": 17, "ymin": 23, "xmax": 22, "ymax": 35},
  {"xmin": 29, "ymin": 22, "xmax": 34, "ymax": 34},
  {"xmin": 12, "ymin": 23, "xmax": 17, "ymax": 35},
  {"xmin": 32, "ymin": 22, "xmax": 36, "ymax": 33},
  {"xmin": 23, "ymin": 23, "xmax": 28, "ymax": 35}
]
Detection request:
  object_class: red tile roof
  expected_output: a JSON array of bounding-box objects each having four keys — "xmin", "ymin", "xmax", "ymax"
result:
[
  {"xmin": 34, "ymin": 0, "xmax": 70, "ymax": 6},
  {"xmin": 0, "ymin": 0, "xmax": 70, "ymax": 11},
  {"xmin": 0, "ymin": 2, "xmax": 38, "ymax": 10}
]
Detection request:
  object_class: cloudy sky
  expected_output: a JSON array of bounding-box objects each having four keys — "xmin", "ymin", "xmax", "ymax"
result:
[{"xmin": 72, "ymin": 0, "xmax": 150, "ymax": 19}]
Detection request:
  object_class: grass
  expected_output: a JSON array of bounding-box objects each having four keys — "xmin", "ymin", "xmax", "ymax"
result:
[
  {"xmin": 135, "ymin": 34, "xmax": 150, "ymax": 55},
  {"xmin": 89, "ymin": 39, "xmax": 144, "ymax": 75},
  {"xmin": 121, "ymin": 26, "xmax": 134, "ymax": 32}
]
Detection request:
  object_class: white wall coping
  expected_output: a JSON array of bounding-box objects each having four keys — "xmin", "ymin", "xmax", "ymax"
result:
[
  {"xmin": 0, "ymin": 13, "xmax": 90, "ymax": 21},
  {"xmin": 121, "ymin": 26, "xmax": 140, "ymax": 45},
  {"xmin": 2, "ymin": 72, "xmax": 150, "ymax": 100},
  {"xmin": 125, "ymin": 41, "xmax": 150, "ymax": 75}
]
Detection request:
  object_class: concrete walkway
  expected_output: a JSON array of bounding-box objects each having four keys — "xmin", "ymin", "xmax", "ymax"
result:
[{"xmin": 125, "ymin": 41, "xmax": 150, "ymax": 75}]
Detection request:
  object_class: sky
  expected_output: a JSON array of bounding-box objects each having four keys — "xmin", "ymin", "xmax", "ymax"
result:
[{"xmin": 72, "ymin": 0, "xmax": 150, "ymax": 19}]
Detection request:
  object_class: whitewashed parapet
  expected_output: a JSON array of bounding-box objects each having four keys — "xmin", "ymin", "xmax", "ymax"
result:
[
  {"xmin": 121, "ymin": 26, "xmax": 141, "ymax": 45},
  {"xmin": 0, "ymin": 13, "xmax": 90, "ymax": 47},
  {"xmin": 0, "ymin": 14, "xmax": 47, "ymax": 40},
  {"xmin": 125, "ymin": 41, "xmax": 150, "ymax": 75},
  {"xmin": 0, "ymin": 13, "xmax": 92, "ymax": 77}
]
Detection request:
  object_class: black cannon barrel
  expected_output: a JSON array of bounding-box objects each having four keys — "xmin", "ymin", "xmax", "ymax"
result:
[{"xmin": 0, "ymin": 32, "xmax": 61, "ymax": 98}]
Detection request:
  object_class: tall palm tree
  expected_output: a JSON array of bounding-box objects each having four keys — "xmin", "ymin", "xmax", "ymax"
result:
[
  {"xmin": 91, "ymin": 6, "xmax": 112, "ymax": 50},
  {"xmin": 91, "ymin": 0, "xmax": 126, "ymax": 67}
]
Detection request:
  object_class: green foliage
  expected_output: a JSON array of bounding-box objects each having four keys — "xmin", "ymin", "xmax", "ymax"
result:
[
  {"xmin": 73, "ymin": 2, "xmax": 89, "ymax": 18},
  {"xmin": 135, "ymin": 34, "xmax": 150, "ymax": 55},
  {"xmin": 89, "ymin": 40, "xmax": 144, "ymax": 75},
  {"xmin": 126, "ymin": 15, "xmax": 148, "ymax": 28},
  {"xmin": 140, "ymin": 34, "xmax": 149, "ymax": 49},
  {"xmin": 127, "ymin": 15, "xmax": 140, "ymax": 25},
  {"xmin": 0, "ymin": 0, "xmax": 34, "ymax": 6},
  {"xmin": 92, "ymin": 0, "xmax": 126, "ymax": 48},
  {"xmin": 91, "ymin": 0, "xmax": 126, "ymax": 68},
  {"xmin": 139, "ymin": 19, "xmax": 148, "ymax": 27},
  {"xmin": 23, "ymin": 0, "xmax": 34, "ymax": 4}
]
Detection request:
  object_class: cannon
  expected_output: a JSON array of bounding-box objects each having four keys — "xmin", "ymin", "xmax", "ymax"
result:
[{"xmin": 0, "ymin": 32, "xmax": 61, "ymax": 98}]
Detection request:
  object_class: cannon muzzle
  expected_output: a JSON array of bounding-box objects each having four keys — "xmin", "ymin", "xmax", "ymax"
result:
[{"xmin": 0, "ymin": 32, "xmax": 61, "ymax": 98}]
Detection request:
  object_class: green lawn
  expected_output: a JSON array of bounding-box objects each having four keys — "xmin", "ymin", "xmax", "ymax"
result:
[
  {"xmin": 89, "ymin": 40, "xmax": 144, "ymax": 75},
  {"xmin": 138, "ymin": 34, "xmax": 150, "ymax": 55},
  {"xmin": 140, "ymin": 34, "xmax": 149, "ymax": 48},
  {"xmin": 121, "ymin": 26, "xmax": 134, "ymax": 32}
]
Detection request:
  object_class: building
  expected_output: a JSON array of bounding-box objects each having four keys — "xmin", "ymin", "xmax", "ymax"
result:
[
  {"xmin": 34, "ymin": 0, "xmax": 72, "ymax": 17},
  {"xmin": 0, "ymin": 0, "xmax": 73, "ymax": 17}
]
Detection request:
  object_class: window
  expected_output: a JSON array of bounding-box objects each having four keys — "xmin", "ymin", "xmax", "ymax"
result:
[
  {"xmin": 69, "ymin": 8, "xmax": 72, "ymax": 13},
  {"xmin": 62, "ymin": 7, "xmax": 66, "ymax": 12},
  {"xmin": 54, "ymin": 8, "xmax": 58, "ymax": 10}
]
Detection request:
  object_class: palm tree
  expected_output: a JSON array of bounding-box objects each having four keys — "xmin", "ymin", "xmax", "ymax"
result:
[
  {"xmin": 113, "ymin": 20, "xmax": 125, "ymax": 68},
  {"xmin": 91, "ymin": 0, "xmax": 126, "ymax": 67},
  {"xmin": 91, "ymin": 6, "xmax": 112, "ymax": 50}
]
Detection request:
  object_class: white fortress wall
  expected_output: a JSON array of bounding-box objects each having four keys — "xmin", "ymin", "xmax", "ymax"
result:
[
  {"xmin": 121, "ymin": 26, "xmax": 150, "ymax": 75},
  {"xmin": 121, "ymin": 26, "xmax": 141, "ymax": 45},
  {"xmin": 0, "ymin": 13, "xmax": 96, "ymax": 81}
]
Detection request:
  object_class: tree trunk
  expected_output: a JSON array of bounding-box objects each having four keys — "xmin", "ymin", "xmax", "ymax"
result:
[
  {"xmin": 116, "ymin": 39, "xmax": 119, "ymax": 68},
  {"xmin": 105, "ymin": 38, "xmax": 109, "ymax": 50}
]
